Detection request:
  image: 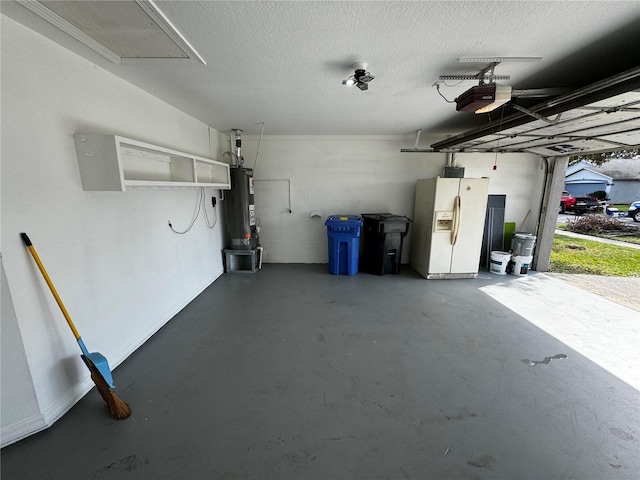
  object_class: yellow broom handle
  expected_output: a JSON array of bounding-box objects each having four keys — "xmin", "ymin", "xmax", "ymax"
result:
[{"xmin": 21, "ymin": 233, "xmax": 81, "ymax": 341}]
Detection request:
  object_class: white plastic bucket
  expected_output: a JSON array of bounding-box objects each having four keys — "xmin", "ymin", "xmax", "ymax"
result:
[
  {"xmin": 490, "ymin": 251, "xmax": 511, "ymax": 275},
  {"xmin": 511, "ymin": 255, "xmax": 533, "ymax": 276}
]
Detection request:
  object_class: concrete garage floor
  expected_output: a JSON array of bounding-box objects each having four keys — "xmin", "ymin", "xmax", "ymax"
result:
[{"xmin": 2, "ymin": 265, "xmax": 639, "ymax": 479}]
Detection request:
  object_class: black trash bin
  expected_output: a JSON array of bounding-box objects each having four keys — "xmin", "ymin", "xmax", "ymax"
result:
[{"xmin": 361, "ymin": 213, "xmax": 411, "ymax": 275}]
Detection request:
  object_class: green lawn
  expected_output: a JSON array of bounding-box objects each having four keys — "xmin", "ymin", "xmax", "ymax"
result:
[
  {"xmin": 607, "ymin": 234, "xmax": 640, "ymax": 246},
  {"xmin": 550, "ymin": 235, "xmax": 640, "ymax": 277},
  {"xmin": 611, "ymin": 204, "xmax": 629, "ymax": 212}
]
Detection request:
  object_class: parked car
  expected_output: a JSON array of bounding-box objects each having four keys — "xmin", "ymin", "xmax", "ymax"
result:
[
  {"xmin": 629, "ymin": 201, "xmax": 640, "ymax": 222},
  {"xmin": 573, "ymin": 196, "xmax": 599, "ymax": 215},
  {"xmin": 560, "ymin": 191, "xmax": 576, "ymax": 213}
]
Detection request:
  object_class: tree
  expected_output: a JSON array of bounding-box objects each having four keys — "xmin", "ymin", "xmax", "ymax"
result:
[{"xmin": 569, "ymin": 148, "xmax": 640, "ymax": 166}]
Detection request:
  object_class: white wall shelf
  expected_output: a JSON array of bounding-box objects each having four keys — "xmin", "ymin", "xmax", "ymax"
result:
[{"xmin": 74, "ymin": 134, "xmax": 230, "ymax": 191}]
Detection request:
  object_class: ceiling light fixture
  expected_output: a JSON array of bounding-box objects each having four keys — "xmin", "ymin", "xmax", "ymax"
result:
[
  {"xmin": 15, "ymin": 0, "xmax": 206, "ymax": 65},
  {"xmin": 342, "ymin": 62, "xmax": 375, "ymax": 91}
]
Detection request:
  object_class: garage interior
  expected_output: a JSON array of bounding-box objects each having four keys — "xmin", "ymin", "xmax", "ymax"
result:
[{"xmin": 1, "ymin": 2, "xmax": 639, "ymax": 479}]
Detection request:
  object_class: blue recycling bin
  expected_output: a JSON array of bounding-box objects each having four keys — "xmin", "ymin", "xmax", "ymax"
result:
[{"xmin": 325, "ymin": 215, "xmax": 362, "ymax": 275}]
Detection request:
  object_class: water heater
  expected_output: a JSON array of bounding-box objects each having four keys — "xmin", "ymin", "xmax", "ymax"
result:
[
  {"xmin": 225, "ymin": 129, "xmax": 259, "ymax": 250},
  {"xmin": 226, "ymin": 167, "xmax": 259, "ymax": 249}
]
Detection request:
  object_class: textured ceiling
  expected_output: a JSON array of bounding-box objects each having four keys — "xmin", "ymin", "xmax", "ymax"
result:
[{"xmin": 4, "ymin": 1, "xmax": 640, "ymax": 138}]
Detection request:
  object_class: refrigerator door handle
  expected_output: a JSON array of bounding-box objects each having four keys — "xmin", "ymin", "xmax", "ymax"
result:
[{"xmin": 451, "ymin": 195, "xmax": 461, "ymax": 246}]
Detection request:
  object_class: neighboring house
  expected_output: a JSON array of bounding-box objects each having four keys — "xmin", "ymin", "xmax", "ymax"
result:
[{"xmin": 565, "ymin": 159, "xmax": 640, "ymax": 203}]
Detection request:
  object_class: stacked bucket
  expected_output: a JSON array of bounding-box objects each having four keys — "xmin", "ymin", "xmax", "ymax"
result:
[{"xmin": 490, "ymin": 233, "xmax": 536, "ymax": 275}]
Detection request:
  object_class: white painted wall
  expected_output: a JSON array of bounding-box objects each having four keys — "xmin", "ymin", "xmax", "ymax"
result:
[
  {"xmin": 1, "ymin": 16, "xmax": 228, "ymax": 446},
  {"xmin": 240, "ymin": 135, "xmax": 545, "ymax": 264},
  {"xmin": 1, "ymin": 258, "xmax": 43, "ymax": 439}
]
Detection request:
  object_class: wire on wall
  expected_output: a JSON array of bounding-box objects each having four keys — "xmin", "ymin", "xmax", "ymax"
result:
[
  {"xmin": 433, "ymin": 82, "xmax": 456, "ymax": 103},
  {"xmin": 204, "ymin": 193, "xmax": 218, "ymax": 229},
  {"xmin": 253, "ymin": 122, "xmax": 265, "ymax": 172},
  {"xmin": 168, "ymin": 187, "xmax": 217, "ymax": 234}
]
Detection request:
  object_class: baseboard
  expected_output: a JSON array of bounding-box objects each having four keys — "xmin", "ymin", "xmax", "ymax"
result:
[
  {"xmin": 108, "ymin": 268, "xmax": 223, "ymax": 370},
  {"xmin": 40, "ymin": 375, "xmax": 95, "ymax": 426},
  {"xmin": 1, "ymin": 356, "xmax": 95, "ymax": 448},
  {"xmin": 1, "ymin": 269, "xmax": 223, "ymax": 448},
  {"xmin": 0, "ymin": 413, "xmax": 47, "ymax": 448}
]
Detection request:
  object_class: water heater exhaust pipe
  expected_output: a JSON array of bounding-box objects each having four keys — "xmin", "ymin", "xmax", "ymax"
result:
[{"xmin": 232, "ymin": 129, "xmax": 243, "ymax": 167}]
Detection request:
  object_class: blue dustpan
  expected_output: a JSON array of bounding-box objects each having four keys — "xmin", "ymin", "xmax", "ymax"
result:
[{"xmin": 78, "ymin": 338, "xmax": 115, "ymax": 388}]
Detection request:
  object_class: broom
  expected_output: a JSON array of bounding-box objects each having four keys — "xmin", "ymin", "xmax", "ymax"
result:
[{"xmin": 21, "ymin": 233, "xmax": 131, "ymax": 420}]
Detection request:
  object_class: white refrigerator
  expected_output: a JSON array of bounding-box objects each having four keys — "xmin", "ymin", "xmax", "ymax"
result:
[{"xmin": 410, "ymin": 177, "xmax": 490, "ymax": 279}]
